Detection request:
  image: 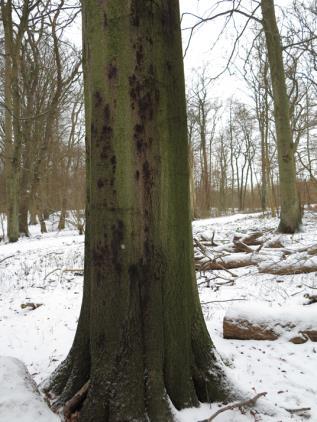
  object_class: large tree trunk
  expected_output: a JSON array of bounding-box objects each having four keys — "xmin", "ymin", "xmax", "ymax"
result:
[
  {"xmin": 47, "ymin": 1, "xmax": 230, "ymax": 420},
  {"xmin": 261, "ymin": 0, "xmax": 301, "ymax": 233}
]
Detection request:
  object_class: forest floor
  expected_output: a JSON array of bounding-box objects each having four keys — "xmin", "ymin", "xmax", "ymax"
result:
[{"xmin": 0, "ymin": 211, "xmax": 316, "ymax": 421}]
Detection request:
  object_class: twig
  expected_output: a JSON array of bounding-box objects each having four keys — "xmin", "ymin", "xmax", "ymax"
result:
[
  {"xmin": 0, "ymin": 255, "xmax": 15, "ymax": 264},
  {"xmin": 44, "ymin": 268, "xmax": 61, "ymax": 281},
  {"xmin": 290, "ymin": 289, "xmax": 305, "ymax": 297},
  {"xmin": 200, "ymin": 392, "xmax": 267, "ymax": 421},
  {"xmin": 201, "ymin": 298, "xmax": 247, "ymax": 305},
  {"xmin": 62, "ymin": 269, "xmax": 84, "ymax": 273},
  {"xmin": 303, "ymin": 284, "xmax": 317, "ymax": 290}
]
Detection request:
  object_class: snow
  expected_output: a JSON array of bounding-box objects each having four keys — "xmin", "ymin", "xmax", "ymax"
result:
[
  {"xmin": 0, "ymin": 356, "xmax": 59, "ymax": 422},
  {"xmin": 0, "ymin": 211, "xmax": 317, "ymax": 421},
  {"xmin": 226, "ymin": 301, "xmax": 317, "ymax": 326}
]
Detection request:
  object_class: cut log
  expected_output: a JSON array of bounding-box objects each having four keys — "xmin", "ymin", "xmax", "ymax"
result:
[
  {"xmin": 224, "ymin": 318, "xmax": 279, "ymax": 340},
  {"xmin": 223, "ymin": 303, "xmax": 317, "ymax": 343}
]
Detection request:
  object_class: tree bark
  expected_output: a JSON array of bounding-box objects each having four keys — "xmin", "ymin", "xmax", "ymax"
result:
[
  {"xmin": 47, "ymin": 1, "xmax": 230, "ymax": 420},
  {"xmin": 1, "ymin": 0, "xmax": 20, "ymax": 242},
  {"xmin": 261, "ymin": 0, "xmax": 301, "ymax": 233}
]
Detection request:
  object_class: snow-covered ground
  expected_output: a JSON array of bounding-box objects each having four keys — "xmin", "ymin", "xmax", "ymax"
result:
[{"xmin": 0, "ymin": 212, "xmax": 317, "ymax": 421}]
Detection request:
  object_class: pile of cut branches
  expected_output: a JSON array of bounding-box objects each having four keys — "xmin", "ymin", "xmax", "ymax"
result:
[{"xmin": 194, "ymin": 231, "xmax": 317, "ymax": 275}]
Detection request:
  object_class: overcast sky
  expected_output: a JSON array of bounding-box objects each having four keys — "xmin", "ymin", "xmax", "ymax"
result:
[{"xmin": 181, "ymin": 0, "xmax": 292, "ymax": 101}]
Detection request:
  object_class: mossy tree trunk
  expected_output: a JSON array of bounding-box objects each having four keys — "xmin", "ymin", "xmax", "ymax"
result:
[
  {"xmin": 261, "ymin": 0, "xmax": 301, "ymax": 233},
  {"xmin": 1, "ymin": 0, "xmax": 20, "ymax": 243},
  {"xmin": 47, "ymin": 1, "xmax": 230, "ymax": 420}
]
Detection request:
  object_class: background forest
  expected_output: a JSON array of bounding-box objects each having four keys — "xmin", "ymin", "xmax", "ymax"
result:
[{"xmin": 0, "ymin": 0, "xmax": 316, "ymax": 241}]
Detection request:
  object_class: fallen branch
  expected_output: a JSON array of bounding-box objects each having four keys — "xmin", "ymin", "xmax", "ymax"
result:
[
  {"xmin": 199, "ymin": 392, "xmax": 267, "ymax": 421},
  {"xmin": 196, "ymin": 253, "xmax": 262, "ymax": 272},
  {"xmin": 259, "ymin": 261, "xmax": 317, "ymax": 275},
  {"xmin": 285, "ymin": 407, "xmax": 311, "ymax": 415},
  {"xmin": 200, "ymin": 231, "xmax": 218, "ymax": 246}
]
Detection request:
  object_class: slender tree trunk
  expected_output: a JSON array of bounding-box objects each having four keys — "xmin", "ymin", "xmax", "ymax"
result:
[
  {"xmin": 47, "ymin": 2, "xmax": 230, "ymax": 420},
  {"xmin": 18, "ymin": 199, "xmax": 29, "ymax": 236},
  {"xmin": 261, "ymin": 0, "xmax": 301, "ymax": 233},
  {"xmin": 2, "ymin": 0, "xmax": 20, "ymax": 242},
  {"xmin": 58, "ymin": 197, "xmax": 67, "ymax": 230}
]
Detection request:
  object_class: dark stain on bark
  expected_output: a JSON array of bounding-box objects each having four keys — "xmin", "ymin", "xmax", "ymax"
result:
[
  {"xmin": 129, "ymin": 75, "xmax": 157, "ymax": 121},
  {"xmin": 135, "ymin": 170, "xmax": 140, "ymax": 181},
  {"xmin": 136, "ymin": 43, "xmax": 144, "ymax": 67},
  {"xmin": 94, "ymin": 91, "xmax": 102, "ymax": 107},
  {"xmin": 142, "ymin": 160, "xmax": 151, "ymax": 181},
  {"xmin": 103, "ymin": 12, "xmax": 108, "ymax": 27},
  {"xmin": 134, "ymin": 123, "xmax": 144, "ymax": 134},
  {"xmin": 97, "ymin": 178, "xmax": 104, "ymax": 189},
  {"xmin": 101, "ymin": 104, "xmax": 113, "ymax": 145},
  {"xmin": 110, "ymin": 155, "xmax": 116, "ymax": 173},
  {"xmin": 92, "ymin": 244, "xmax": 108, "ymax": 272},
  {"xmin": 108, "ymin": 62, "xmax": 117, "ymax": 80},
  {"xmin": 139, "ymin": 93, "xmax": 153, "ymax": 121},
  {"xmin": 130, "ymin": 0, "xmax": 140, "ymax": 26},
  {"xmin": 134, "ymin": 124, "xmax": 146, "ymax": 154}
]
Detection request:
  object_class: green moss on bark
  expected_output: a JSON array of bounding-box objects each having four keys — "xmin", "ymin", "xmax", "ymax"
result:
[{"xmin": 261, "ymin": 0, "xmax": 301, "ymax": 233}]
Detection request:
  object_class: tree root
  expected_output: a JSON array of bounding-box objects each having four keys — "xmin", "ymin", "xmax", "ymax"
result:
[{"xmin": 64, "ymin": 381, "xmax": 90, "ymax": 419}]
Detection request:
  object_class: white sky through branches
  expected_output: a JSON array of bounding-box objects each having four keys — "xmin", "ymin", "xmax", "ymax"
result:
[{"xmin": 65, "ymin": 0, "xmax": 292, "ymax": 103}]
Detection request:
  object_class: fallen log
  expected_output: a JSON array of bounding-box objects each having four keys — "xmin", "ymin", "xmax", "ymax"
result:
[
  {"xmin": 223, "ymin": 303, "xmax": 317, "ymax": 343},
  {"xmin": 259, "ymin": 257, "xmax": 317, "ymax": 275},
  {"xmin": 195, "ymin": 253, "xmax": 264, "ymax": 271}
]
